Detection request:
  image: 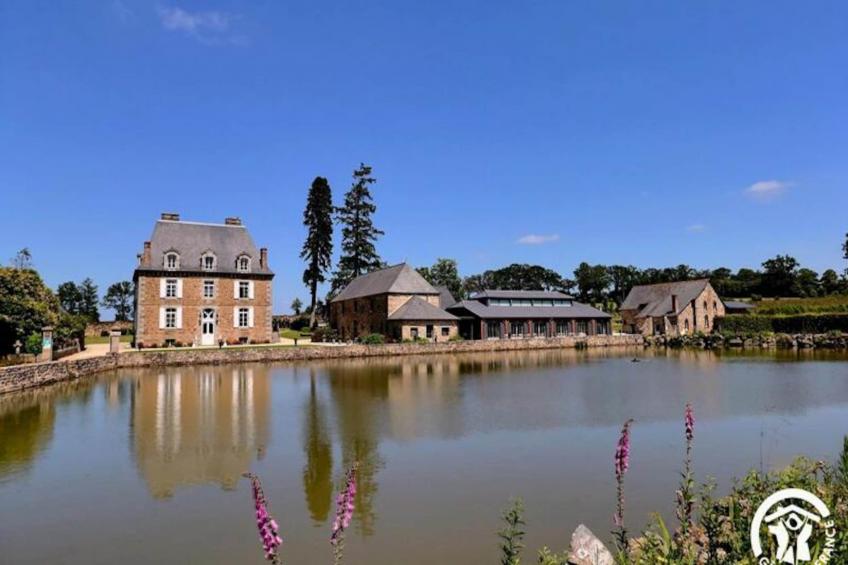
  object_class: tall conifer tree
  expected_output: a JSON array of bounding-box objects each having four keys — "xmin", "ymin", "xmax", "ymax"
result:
[
  {"xmin": 301, "ymin": 176, "xmax": 334, "ymax": 328},
  {"xmin": 331, "ymin": 164, "xmax": 383, "ymax": 295}
]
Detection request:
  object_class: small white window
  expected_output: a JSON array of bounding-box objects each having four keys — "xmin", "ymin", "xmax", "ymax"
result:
[
  {"xmin": 165, "ymin": 252, "xmax": 179, "ymax": 270},
  {"xmin": 165, "ymin": 279, "xmax": 178, "ymax": 298},
  {"xmin": 165, "ymin": 307, "xmax": 177, "ymax": 328},
  {"xmin": 201, "ymin": 253, "xmax": 216, "ymax": 271},
  {"xmin": 239, "ymin": 281, "xmax": 250, "ymax": 299},
  {"xmin": 238, "ymin": 307, "xmax": 250, "ymax": 328},
  {"xmin": 203, "ymin": 280, "xmax": 215, "ymax": 299},
  {"xmin": 237, "ymin": 256, "xmax": 251, "ymax": 273}
]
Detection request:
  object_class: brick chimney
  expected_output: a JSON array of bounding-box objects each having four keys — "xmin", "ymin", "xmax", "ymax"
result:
[
  {"xmin": 141, "ymin": 241, "xmax": 152, "ymax": 266},
  {"xmin": 671, "ymin": 294, "xmax": 678, "ymax": 313},
  {"xmin": 260, "ymin": 247, "xmax": 268, "ymax": 269},
  {"xmin": 224, "ymin": 217, "xmax": 242, "ymax": 226},
  {"xmin": 160, "ymin": 212, "xmax": 180, "ymax": 221}
]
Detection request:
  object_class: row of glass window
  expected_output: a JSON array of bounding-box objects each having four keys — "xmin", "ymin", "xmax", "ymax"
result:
[
  {"xmin": 163, "ymin": 307, "xmax": 252, "ymax": 328},
  {"xmin": 163, "ymin": 279, "xmax": 252, "ymax": 299},
  {"xmin": 486, "ymin": 320, "xmax": 610, "ymax": 338},
  {"xmin": 487, "ymin": 299, "xmax": 573, "ymax": 307}
]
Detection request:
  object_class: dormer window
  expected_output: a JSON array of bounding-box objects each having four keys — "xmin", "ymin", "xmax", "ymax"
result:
[
  {"xmin": 237, "ymin": 255, "xmax": 251, "ymax": 273},
  {"xmin": 165, "ymin": 252, "xmax": 180, "ymax": 270},
  {"xmin": 201, "ymin": 252, "xmax": 216, "ymax": 271}
]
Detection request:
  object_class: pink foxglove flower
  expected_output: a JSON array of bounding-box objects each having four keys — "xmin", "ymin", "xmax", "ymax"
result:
[
  {"xmin": 244, "ymin": 473, "xmax": 282, "ymax": 564},
  {"xmin": 331, "ymin": 463, "xmax": 359, "ymax": 564},
  {"xmin": 613, "ymin": 419, "xmax": 634, "ymax": 552}
]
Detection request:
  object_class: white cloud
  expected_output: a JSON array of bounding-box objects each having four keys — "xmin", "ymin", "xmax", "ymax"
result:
[
  {"xmin": 686, "ymin": 224, "xmax": 706, "ymax": 233},
  {"xmin": 157, "ymin": 6, "xmax": 238, "ymax": 43},
  {"xmin": 516, "ymin": 234, "xmax": 560, "ymax": 245},
  {"xmin": 745, "ymin": 180, "xmax": 792, "ymax": 200}
]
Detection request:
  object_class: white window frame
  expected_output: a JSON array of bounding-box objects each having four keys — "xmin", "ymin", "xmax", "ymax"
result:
[
  {"xmin": 165, "ymin": 307, "xmax": 177, "ymax": 328},
  {"xmin": 236, "ymin": 307, "xmax": 251, "ymax": 328},
  {"xmin": 237, "ymin": 255, "xmax": 251, "ymax": 273},
  {"xmin": 201, "ymin": 253, "xmax": 216, "ymax": 271},
  {"xmin": 165, "ymin": 252, "xmax": 180, "ymax": 270},
  {"xmin": 203, "ymin": 280, "xmax": 215, "ymax": 299},
  {"xmin": 237, "ymin": 280, "xmax": 254, "ymax": 300},
  {"xmin": 165, "ymin": 278, "xmax": 178, "ymax": 298}
]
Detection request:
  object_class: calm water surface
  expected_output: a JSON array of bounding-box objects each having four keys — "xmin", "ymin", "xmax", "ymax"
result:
[{"xmin": 1, "ymin": 348, "xmax": 847, "ymax": 564}]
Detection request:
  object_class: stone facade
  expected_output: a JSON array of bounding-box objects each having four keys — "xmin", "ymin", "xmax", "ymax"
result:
[
  {"xmin": 135, "ymin": 275, "xmax": 273, "ymax": 347},
  {"xmin": 621, "ymin": 281, "xmax": 725, "ymax": 336},
  {"xmin": 330, "ymin": 292, "xmax": 442, "ymax": 340},
  {"xmin": 133, "ymin": 214, "xmax": 274, "ymax": 348},
  {"xmin": 390, "ymin": 319, "xmax": 459, "ymax": 341}
]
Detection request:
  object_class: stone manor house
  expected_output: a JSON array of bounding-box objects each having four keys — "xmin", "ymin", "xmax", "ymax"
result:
[{"xmin": 133, "ymin": 213, "xmax": 274, "ymax": 347}]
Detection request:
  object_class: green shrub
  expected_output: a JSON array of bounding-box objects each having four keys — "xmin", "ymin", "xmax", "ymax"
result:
[
  {"xmin": 716, "ymin": 315, "xmax": 774, "ymax": 335},
  {"xmin": 448, "ymin": 334, "xmax": 464, "ymax": 342},
  {"xmin": 25, "ymin": 333, "xmax": 42, "ymax": 355},
  {"xmin": 360, "ymin": 333, "xmax": 385, "ymax": 345}
]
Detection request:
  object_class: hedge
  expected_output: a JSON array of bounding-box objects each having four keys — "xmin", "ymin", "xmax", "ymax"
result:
[{"xmin": 716, "ymin": 314, "xmax": 848, "ymax": 335}]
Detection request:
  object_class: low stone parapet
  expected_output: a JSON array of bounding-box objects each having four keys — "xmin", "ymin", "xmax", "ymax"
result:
[{"xmin": 0, "ymin": 334, "xmax": 642, "ymax": 395}]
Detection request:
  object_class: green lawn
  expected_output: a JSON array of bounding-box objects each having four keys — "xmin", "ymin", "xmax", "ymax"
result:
[
  {"xmin": 749, "ymin": 295, "xmax": 848, "ymax": 316},
  {"xmin": 87, "ymin": 334, "xmax": 133, "ymax": 344},
  {"xmin": 280, "ymin": 329, "xmax": 311, "ymax": 340}
]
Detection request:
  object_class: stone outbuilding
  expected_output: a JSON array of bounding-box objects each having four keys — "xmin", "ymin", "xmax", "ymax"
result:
[
  {"xmin": 620, "ymin": 279, "xmax": 724, "ymax": 336},
  {"xmin": 133, "ymin": 213, "xmax": 274, "ymax": 348},
  {"xmin": 329, "ymin": 263, "xmax": 459, "ymax": 341}
]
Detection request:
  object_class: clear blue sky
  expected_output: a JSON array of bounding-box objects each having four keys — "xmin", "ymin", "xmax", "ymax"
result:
[{"xmin": 2, "ymin": 1, "xmax": 846, "ymax": 315}]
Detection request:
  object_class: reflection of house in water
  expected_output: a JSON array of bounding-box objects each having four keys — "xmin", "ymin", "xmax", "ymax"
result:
[{"xmin": 130, "ymin": 367, "xmax": 271, "ymax": 498}]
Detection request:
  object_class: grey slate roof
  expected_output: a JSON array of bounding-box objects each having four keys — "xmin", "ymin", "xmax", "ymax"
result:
[
  {"xmin": 470, "ymin": 289, "xmax": 573, "ymax": 300},
  {"xmin": 435, "ymin": 286, "xmax": 457, "ymax": 309},
  {"xmin": 331, "ymin": 263, "xmax": 438, "ymax": 302},
  {"xmin": 138, "ymin": 219, "xmax": 271, "ymax": 275},
  {"xmin": 620, "ymin": 279, "xmax": 710, "ymax": 318},
  {"xmin": 446, "ymin": 300, "xmax": 611, "ymax": 320},
  {"xmin": 723, "ymin": 300, "xmax": 755, "ymax": 311},
  {"xmin": 388, "ymin": 296, "xmax": 459, "ymax": 321}
]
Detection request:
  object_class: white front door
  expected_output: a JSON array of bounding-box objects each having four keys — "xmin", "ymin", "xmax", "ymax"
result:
[{"xmin": 201, "ymin": 309, "xmax": 215, "ymax": 346}]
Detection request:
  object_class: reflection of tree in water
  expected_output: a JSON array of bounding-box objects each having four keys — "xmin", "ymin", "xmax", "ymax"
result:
[
  {"xmin": 0, "ymin": 378, "xmax": 99, "ymax": 479},
  {"xmin": 326, "ymin": 365, "xmax": 390, "ymax": 538},
  {"xmin": 302, "ymin": 369, "xmax": 333, "ymax": 523}
]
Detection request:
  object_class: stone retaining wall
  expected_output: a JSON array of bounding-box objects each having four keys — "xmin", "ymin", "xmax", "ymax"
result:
[{"xmin": 0, "ymin": 334, "xmax": 642, "ymax": 395}]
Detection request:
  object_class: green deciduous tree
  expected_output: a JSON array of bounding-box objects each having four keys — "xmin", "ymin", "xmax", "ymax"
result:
[
  {"xmin": 0, "ymin": 267, "xmax": 60, "ymax": 353},
  {"xmin": 761, "ymin": 255, "xmax": 799, "ymax": 297},
  {"xmin": 574, "ymin": 262, "xmax": 611, "ymax": 304},
  {"xmin": 57, "ymin": 281, "xmax": 83, "ymax": 314},
  {"xmin": 821, "ymin": 269, "xmax": 842, "ymax": 295},
  {"xmin": 418, "ymin": 258, "xmax": 463, "ymax": 300},
  {"xmin": 101, "ymin": 281, "xmax": 135, "ymax": 321},
  {"xmin": 331, "ymin": 164, "xmax": 383, "ymax": 296},
  {"xmin": 301, "ymin": 176, "xmax": 334, "ymax": 328},
  {"xmin": 793, "ymin": 268, "xmax": 821, "ymax": 297}
]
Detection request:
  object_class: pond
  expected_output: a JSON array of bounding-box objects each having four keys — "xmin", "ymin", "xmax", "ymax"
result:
[{"xmin": 1, "ymin": 348, "xmax": 847, "ymax": 564}]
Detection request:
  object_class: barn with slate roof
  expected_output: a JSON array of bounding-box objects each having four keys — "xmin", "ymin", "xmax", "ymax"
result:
[
  {"xmin": 329, "ymin": 263, "xmax": 459, "ymax": 341},
  {"xmin": 620, "ymin": 279, "xmax": 724, "ymax": 336}
]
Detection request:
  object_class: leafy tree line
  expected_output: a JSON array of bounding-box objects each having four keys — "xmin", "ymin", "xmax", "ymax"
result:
[
  {"xmin": 415, "ymin": 248, "xmax": 848, "ymax": 307},
  {"xmin": 0, "ymin": 249, "xmax": 135, "ymax": 354}
]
